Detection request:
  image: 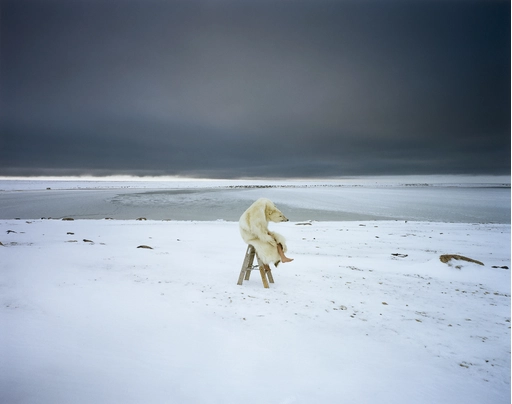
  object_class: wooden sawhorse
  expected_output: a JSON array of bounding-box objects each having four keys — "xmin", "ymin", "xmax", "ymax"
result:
[{"xmin": 237, "ymin": 245, "xmax": 274, "ymax": 288}]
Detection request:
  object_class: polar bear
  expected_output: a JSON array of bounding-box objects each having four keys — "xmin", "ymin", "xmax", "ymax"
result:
[{"xmin": 239, "ymin": 198, "xmax": 294, "ymax": 269}]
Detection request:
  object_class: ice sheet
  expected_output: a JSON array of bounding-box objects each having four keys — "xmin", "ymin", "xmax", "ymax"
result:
[{"xmin": 0, "ymin": 176, "xmax": 509, "ymax": 223}]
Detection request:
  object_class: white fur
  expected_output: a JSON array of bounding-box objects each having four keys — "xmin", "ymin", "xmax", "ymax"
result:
[{"xmin": 239, "ymin": 198, "xmax": 289, "ymax": 266}]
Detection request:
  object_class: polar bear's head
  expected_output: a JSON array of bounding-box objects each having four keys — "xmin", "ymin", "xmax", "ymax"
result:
[{"xmin": 265, "ymin": 201, "xmax": 289, "ymax": 223}]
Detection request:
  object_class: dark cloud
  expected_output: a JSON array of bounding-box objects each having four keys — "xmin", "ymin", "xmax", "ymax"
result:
[{"xmin": 1, "ymin": 0, "xmax": 509, "ymax": 178}]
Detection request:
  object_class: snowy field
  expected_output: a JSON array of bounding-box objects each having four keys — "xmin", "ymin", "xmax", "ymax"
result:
[{"xmin": 0, "ymin": 177, "xmax": 510, "ymax": 404}]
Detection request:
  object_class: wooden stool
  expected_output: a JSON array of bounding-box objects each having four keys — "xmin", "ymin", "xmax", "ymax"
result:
[{"xmin": 237, "ymin": 245, "xmax": 274, "ymax": 288}]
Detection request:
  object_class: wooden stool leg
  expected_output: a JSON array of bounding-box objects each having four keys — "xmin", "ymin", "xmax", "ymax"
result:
[
  {"xmin": 255, "ymin": 255, "xmax": 274, "ymax": 284},
  {"xmin": 237, "ymin": 245, "xmax": 254, "ymax": 285},
  {"xmin": 237, "ymin": 266, "xmax": 247, "ymax": 285},
  {"xmin": 244, "ymin": 247, "xmax": 254, "ymax": 280},
  {"xmin": 245, "ymin": 246, "xmax": 256, "ymax": 280},
  {"xmin": 259, "ymin": 265, "xmax": 270, "ymax": 288}
]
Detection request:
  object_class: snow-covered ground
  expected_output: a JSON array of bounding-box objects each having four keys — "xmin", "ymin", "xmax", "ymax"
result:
[{"xmin": 0, "ymin": 178, "xmax": 510, "ymax": 403}]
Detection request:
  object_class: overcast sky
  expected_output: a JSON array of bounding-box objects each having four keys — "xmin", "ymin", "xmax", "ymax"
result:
[{"xmin": 1, "ymin": 0, "xmax": 510, "ymax": 178}]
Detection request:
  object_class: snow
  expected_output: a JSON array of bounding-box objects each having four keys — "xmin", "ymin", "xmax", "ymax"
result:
[{"xmin": 0, "ymin": 178, "xmax": 510, "ymax": 403}]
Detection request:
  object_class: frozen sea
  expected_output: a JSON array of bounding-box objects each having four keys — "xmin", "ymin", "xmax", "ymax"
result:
[{"xmin": 0, "ymin": 176, "xmax": 509, "ymax": 223}]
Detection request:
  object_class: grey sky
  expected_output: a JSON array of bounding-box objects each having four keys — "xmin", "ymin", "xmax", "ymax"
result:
[{"xmin": 1, "ymin": 0, "xmax": 510, "ymax": 178}]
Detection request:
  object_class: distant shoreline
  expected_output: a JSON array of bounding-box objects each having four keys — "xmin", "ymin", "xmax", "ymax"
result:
[{"xmin": 0, "ymin": 174, "xmax": 510, "ymax": 192}]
